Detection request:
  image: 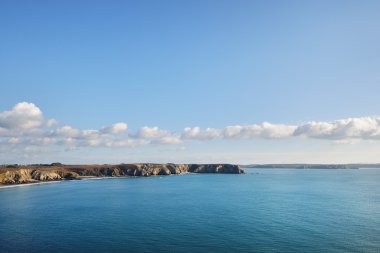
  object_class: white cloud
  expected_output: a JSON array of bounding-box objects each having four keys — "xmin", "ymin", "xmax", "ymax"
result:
[
  {"xmin": 132, "ymin": 126, "xmax": 171, "ymax": 139},
  {"xmin": 132, "ymin": 126, "xmax": 181, "ymax": 145},
  {"xmin": 152, "ymin": 136, "xmax": 182, "ymax": 144},
  {"xmin": 55, "ymin": 125, "xmax": 81, "ymax": 138},
  {"xmin": 105, "ymin": 139, "xmax": 148, "ymax": 148},
  {"xmin": 2, "ymin": 102, "xmax": 380, "ymax": 156},
  {"xmin": 183, "ymin": 123, "xmax": 296, "ymax": 140},
  {"xmin": 43, "ymin": 122, "xmax": 142, "ymax": 148},
  {"xmin": 0, "ymin": 102, "xmax": 44, "ymax": 129},
  {"xmin": 224, "ymin": 123, "xmax": 297, "ymax": 139},
  {"xmin": 294, "ymin": 117, "xmax": 380, "ymax": 140},
  {"xmin": 46, "ymin": 119, "xmax": 58, "ymax": 127},
  {"xmin": 182, "ymin": 127, "xmax": 222, "ymax": 140},
  {"xmin": 182, "ymin": 118, "xmax": 380, "ymax": 141},
  {"xmin": 100, "ymin": 122, "xmax": 128, "ymax": 134},
  {"xmin": 81, "ymin": 129, "xmax": 100, "ymax": 139}
]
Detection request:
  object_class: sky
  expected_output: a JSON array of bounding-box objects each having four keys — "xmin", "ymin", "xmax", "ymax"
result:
[{"xmin": 1, "ymin": 0, "xmax": 380, "ymax": 164}]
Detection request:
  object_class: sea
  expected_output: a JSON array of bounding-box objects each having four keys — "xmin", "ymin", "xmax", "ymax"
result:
[{"xmin": 0, "ymin": 168, "xmax": 379, "ymax": 253}]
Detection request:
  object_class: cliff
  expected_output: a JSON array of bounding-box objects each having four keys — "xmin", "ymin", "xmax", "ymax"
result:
[{"xmin": 0, "ymin": 163, "xmax": 244, "ymax": 185}]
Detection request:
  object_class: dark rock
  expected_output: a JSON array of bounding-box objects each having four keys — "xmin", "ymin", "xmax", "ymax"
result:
[{"xmin": 63, "ymin": 172, "xmax": 79, "ymax": 180}]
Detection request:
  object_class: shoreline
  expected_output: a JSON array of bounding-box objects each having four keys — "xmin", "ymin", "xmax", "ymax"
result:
[
  {"xmin": 0, "ymin": 163, "xmax": 244, "ymax": 186},
  {"xmin": 0, "ymin": 173, "xmax": 197, "ymax": 188},
  {"xmin": 0, "ymin": 180, "xmax": 63, "ymax": 189}
]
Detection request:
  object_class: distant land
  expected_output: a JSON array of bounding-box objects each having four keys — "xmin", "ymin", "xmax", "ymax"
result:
[
  {"xmin": 244, "ymin": 164, "xmax": 380, "ymax": 169},
  {"xmin": 2, "ymin": 162, "xmax": 380, "ymax": 186},
  {"xmin": 0, "ymin": 163, "xmax": 244, "ymax": 186}
]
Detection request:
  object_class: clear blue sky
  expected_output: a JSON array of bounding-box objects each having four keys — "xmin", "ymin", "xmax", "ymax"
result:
[{"xmin": 1, "ymin": 0, "xmax": 380, "ymax": 164}]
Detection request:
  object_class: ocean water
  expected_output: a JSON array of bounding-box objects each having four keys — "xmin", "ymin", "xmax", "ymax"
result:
[{"xmin": 0, "ymin": 168, "xmax": 379, "ymax": 253}]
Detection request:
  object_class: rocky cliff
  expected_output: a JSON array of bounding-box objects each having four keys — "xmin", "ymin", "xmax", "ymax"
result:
[
  {"xmin": 0, "ymin": 163, "xmax": 244, "ymax": 185},
  {"xmin": 0, "ymin": 169, "xmax": 63, "ymax": 184}
]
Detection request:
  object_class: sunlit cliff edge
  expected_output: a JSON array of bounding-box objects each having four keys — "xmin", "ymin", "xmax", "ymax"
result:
[{"xmin": 0, "ymin": 163, "xmax": 244, "ymax": 185}]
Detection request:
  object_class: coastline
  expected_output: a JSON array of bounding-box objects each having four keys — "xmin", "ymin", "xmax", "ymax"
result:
[
  {"xmin": 0, "ymin": 180, "xmax": 62, "ymax": 189},
  {"xmin": 0, "ymin": 163, "xmax": 243, "ymax": 186},
  {"xmin": 0, "ymin": 173, "xmax": 197, "ymax": 189},
  {"xmin": 0, "ymin": 170, "xmax": 215, "ymax": 189}
]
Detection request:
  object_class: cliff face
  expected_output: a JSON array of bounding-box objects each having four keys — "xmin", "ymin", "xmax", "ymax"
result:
[
  {"xmin": 0, "ymin": 164, "xmax": 244, "ymax": 185},
  {"xmin": 0, "ymin": 169, "xmax": 62, "ymax": 184},
  {"xmin": 188, "ymin": 164, "xmax": 242, "ymax": 174}
]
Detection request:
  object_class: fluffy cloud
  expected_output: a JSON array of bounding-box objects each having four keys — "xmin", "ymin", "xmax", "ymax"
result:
[
  {"xmin": 182, "ymin": 123, "xmax": 296, "ymax": 140},
  {"xmin": 55, "ymin": 125, "xmax": 81, "ymax": 138},
  {"xmin": 132, "ymin": 126, "xmax": 172, "ymax": 139},
  {"xmin": 132, "ymin": 126, "xmax": 181, "ymax": 144},
  {"xmin": 1, "ymin": 102, "xmax": 380, "ymax": 153},
  {"xmin": 182, "ymin": 127, "xmax": 222, "ymax": 140},
  {"xmin": 223, "ymin": 123, "xmax": 297, "ymax": 139},
  {"xmin": 294, "ymin": 117, "xmax": 380, "ymax": 140},
  {"xmin": 183, "ymin": 117, "xmax": 380, "ymax": 141},
  {"xmin": 0, "ymin": 103, "xmax": 182, "ymax": 149},
  {"xmin": 100, "ymin": 122, "xmax": 128, "ymax": 134},
  {"xmin": 0, "ymin": 102, "xmax": 44, "ymax": 129},
  {"xmin": 151, "ymin": 136, "xmax": 182, "ymax": 144}
]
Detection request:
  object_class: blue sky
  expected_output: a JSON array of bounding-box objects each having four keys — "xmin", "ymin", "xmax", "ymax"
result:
[{"xmin": 1, "ymin": 0, "xmax": 380, "ymax": 164}]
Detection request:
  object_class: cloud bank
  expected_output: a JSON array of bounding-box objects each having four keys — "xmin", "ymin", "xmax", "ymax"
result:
[
  {"xmin": 293, "ymin": 117, "xmax": 380, "ymax": 140},
  {"xmin": 1, "ymin": 102, "xmax": 380, "ymax": 151}
]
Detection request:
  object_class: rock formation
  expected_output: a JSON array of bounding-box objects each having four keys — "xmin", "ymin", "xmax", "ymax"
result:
[{"xmin": 0, "ymin": 163, "xmax": 244, "ymax": 185}]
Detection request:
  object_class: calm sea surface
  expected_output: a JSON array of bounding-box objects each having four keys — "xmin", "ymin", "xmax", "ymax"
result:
[{"xmin": 0, "ymin": 168, "xmax": 379, "ymax": 253}]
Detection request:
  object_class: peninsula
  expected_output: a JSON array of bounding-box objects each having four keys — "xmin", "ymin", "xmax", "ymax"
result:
[{"xmin": 0, "ymin": 163, "xmax": 244, "ymax": 186}]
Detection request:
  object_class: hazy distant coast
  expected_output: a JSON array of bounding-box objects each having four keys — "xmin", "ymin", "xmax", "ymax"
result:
[
  {"xmin": 244, "ymin": 164, "xmax": 380, "ymax": 169},
  {"xmin": 0, "ymin": 163, "xmax": 244, "ymax": 186}
]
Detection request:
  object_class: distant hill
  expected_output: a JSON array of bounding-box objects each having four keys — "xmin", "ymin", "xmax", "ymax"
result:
[{"xmin": 242, "ymin": 164, "xmax": 380, "ymax": 169}]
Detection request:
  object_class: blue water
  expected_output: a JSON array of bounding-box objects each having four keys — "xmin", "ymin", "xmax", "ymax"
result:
[{"xmin": 0, "ymin": 168, "xmax": 380, "ymax": 253}]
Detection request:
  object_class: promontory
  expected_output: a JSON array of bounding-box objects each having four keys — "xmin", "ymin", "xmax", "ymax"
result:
[{"xmin": 0, "ymin": 163, "xmax": 244, "ymax": 185}]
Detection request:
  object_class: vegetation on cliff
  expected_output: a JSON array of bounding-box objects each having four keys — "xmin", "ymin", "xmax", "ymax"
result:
[{"xmin": 0, "ymin": 163, "xmax": 244, "ymax": 185}]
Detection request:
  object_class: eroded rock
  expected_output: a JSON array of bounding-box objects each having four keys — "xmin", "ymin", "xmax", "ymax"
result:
[{"xmin": 0, "ymin": 163, "xmax": 244, "ymax": 185}]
